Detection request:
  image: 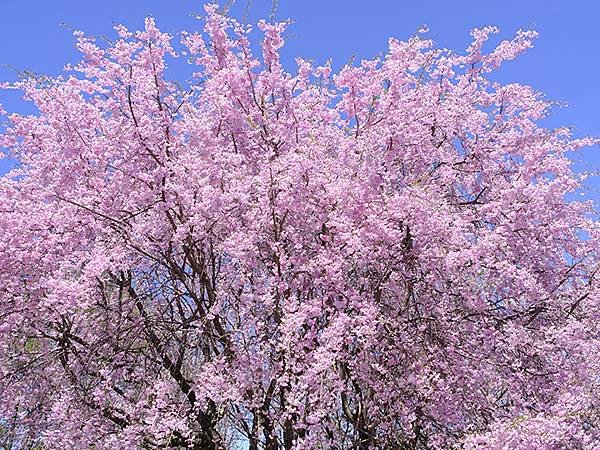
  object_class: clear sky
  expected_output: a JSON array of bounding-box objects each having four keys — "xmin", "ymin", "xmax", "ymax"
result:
[{"xmin": 0, "ymin": 0, "xmax": 598, "ymax": 202}]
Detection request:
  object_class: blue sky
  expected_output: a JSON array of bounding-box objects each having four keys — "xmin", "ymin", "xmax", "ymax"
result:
[{"xmin": 0, "ymin": 0, "xmax": 598, "ymax": 201}]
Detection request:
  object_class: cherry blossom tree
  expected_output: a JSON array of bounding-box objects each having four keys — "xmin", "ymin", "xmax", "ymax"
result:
[{"xmin": 0, "ymin": 4, "xmax": 598, "ymax": 449}]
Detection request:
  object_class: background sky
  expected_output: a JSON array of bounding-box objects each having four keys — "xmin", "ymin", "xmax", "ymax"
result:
[{"xmin": 0, "ymin": 0, "xmax": 598, "ymax": 203}]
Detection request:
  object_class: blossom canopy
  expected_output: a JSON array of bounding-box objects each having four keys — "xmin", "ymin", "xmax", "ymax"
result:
[{"xmin": 0, "ymin": 4, "xmax": 598, "ymax": 449}]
